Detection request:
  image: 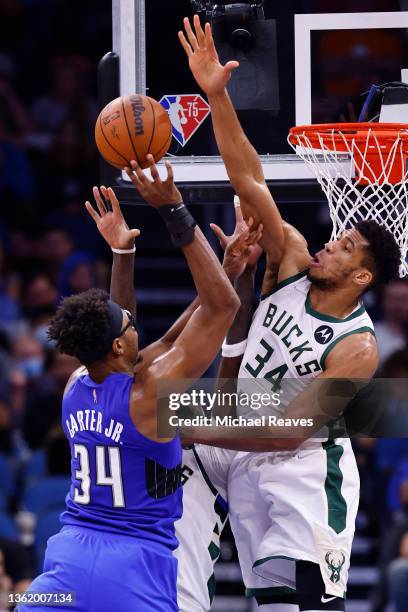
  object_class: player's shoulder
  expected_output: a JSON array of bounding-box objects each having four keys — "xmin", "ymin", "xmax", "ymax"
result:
[
  {"xmin": 282, "ymin": 221, "xmax": 308, "ymax": 248},
  {"xmin": 63, "ymin": 366, "xmax": 88, "ymax": 397},
  {"xmin": 324, "ymin": 328, "xmax": 378, "ymax": 375}
]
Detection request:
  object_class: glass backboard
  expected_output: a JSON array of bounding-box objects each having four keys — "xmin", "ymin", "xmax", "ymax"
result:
[{"xmin": 111, "ymin": 0, "xmax": 408, "ymax": 185}]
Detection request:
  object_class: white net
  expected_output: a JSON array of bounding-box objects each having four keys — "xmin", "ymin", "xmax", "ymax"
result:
[{"xmin": 288, "ymin": 125, "xmax": 408, "ymax": 277}]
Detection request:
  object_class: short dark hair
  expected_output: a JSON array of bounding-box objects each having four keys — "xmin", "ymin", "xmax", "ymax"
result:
[
  {"xmin": 355, "ymin": 220, "xmax": 400, "ymax": 286},
  {"xmin": 48, "ymin": 288, "xmax": 112, "ymax": 365}
]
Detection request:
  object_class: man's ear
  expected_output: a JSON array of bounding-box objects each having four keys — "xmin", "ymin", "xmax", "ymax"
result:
[
  {"xmin": 112, "ymin": 338, "xmax": 124, "ymax": 356},
  {"xmin": 354, "ymin": 268, "xmax": 372, "ymax": 288}
]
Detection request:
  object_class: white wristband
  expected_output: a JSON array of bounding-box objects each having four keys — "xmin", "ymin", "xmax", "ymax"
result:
[
  {"xmin": 221, "ymin": 339, "xmax": 247, "ymax": 358},
  {"xmin": 111, "ymin": 246, "xmax": 136, "ymax": 254}
]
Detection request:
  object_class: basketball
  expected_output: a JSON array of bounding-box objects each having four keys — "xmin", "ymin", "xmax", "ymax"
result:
[{"xmin": 95, "ymin": 94, "xmax": 172, "ymax": 169}]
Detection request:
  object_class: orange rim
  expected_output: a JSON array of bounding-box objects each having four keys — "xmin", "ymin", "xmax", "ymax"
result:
[
  {"xmin": 289, "ymin": 122, "xmax": 408, "ymax": 147},
  {"xmin": 289, "ymin": 123, "xmax": 408, "ymax": 184}
]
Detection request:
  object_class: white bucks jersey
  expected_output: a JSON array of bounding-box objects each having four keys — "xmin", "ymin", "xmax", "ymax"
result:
[{"xmin": 238, "ymin": 271, "xmax": 375, "ymax": 433}]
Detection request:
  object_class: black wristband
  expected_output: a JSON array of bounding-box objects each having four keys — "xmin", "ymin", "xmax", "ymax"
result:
[{"xmin": 157, "ymin": 202, "xmax": 197, "ymax": 248}]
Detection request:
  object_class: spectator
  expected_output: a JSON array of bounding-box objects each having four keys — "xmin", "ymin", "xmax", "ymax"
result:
[
  {"xmin": 57, "ymin": 251, "xmax": 99, "ymax": 301},
  {"xmin": 31, "ymin": 56, "xmax": 96, "ymax": 135},
  {"xmin": 38, "ymin": 117, "xmax": 97, "ymax": 204},
  {"xmin": 0, "ymin": 239, "xmax": 21, "ymax": 330},
  {"xmin": 388, "ymin": 531, "xmax": 408, "ymax": 612},
  {"xmin": 0, "ymin": 386, "xmax": 13, "ymax": 456},
  {"xmin": 21, "ymin": 274, "xmax": 57, "ymax": 343},
  {"xmin": 370, "ymin": 466, "xmax": 408, "ymax": 612},
  {"xmin": 0, "ymin": 115, "xmax": 34, "ymax": 207},
  {"xmin": 0, "ymin": 548, "xmax": 12, "ymax": 611},
  {"xmin": 375, "ymin": 281, "xmax": 408, "ymax": 365},
  {"xmin": 12, "ymin": 335, "xmax": 45, "ymax": 384},
  {"xmin": 0, "ymin": 536, "xmax": 33, "ymax": 598},
  {"xmin": 22, "ymin": 350, "xmax": 79, "ymax": 450},
  {"xmin": 0, "ymin": 53, "xmax": 33, "ymax": 145},
  {"xmin": 43, "ymin": 198, "xmax": 105, "ymax": 255},
  {"xmin": 36, "ymin": 228, "xmax": 74, "ymax": 275},
  {"xmin": 45, "ymin": 428, "xmax": 70, "ymax": 477},
  {"xmin": 9, "ymin": 334, "xmax": 45, "ymax": 421}
]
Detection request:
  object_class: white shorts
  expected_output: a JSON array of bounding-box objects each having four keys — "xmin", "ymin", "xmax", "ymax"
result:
[
  {"xmin": 176, "ymin": 445, "xmax": 295, "ymax": 610},
  {"xmin": 228, "ymin": 439, "xmax": 359, "ymax": 599},
  {"xmin": 175, "ymin": 445, "xmax": 231, "ymax": 612}
]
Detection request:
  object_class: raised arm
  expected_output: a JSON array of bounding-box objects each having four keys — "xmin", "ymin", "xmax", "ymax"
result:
[
  {"xmin": 179, "ymin": 15, "xmax": 284, "ymax": 264},
  {"xmin": 122, "ymin": 164, "xmax": 261, "ymax": 373},
  {"xmin": 210, "ymin": 199, "xmax": 262, "ymax": 379},
  {"xmin": 64, "ymin": 187, "xmax": 141, "ymax": 395},
  {"xmin": 122, "ymin": 157, "xmax": 240, "ymax": 439},
  {"xmin": 85, "ymin": 186, "xmax": 139, "ymax": 317}
]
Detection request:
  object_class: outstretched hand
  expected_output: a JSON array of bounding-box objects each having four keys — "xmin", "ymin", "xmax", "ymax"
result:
[
  {"xmin": 85, "ymin": 186, "xmax": 140, "ymax": 250},
  {"xmin": 125, "ymin": 154, "xmax": 182, "ymax": 208},
  {"xmin": 211, "ymin": 197, "xmax": 263, "ymax": 281},
  {"xmin": 179, "ymin": 15, "xmax": 239, "ymax": 96}
]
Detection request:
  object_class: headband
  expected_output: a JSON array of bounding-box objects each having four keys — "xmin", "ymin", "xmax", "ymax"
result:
[{"xmin": 92, "ymin": 300, "xmax": 125, "ymax": 362}]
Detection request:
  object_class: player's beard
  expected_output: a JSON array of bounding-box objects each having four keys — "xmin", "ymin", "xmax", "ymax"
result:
[{"xmin": 308, "ymin": 267, "xmax": 354, "ymax": 290}]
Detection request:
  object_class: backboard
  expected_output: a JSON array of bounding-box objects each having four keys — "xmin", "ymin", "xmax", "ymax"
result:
[{"xmin": 108, "ymin": 0, "xmax": 408, "ymax": 192}]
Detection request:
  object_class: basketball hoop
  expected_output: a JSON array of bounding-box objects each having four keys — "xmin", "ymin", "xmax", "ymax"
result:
[{"xmin": 288, "ymin": 122, "xmax": 408, "ymax": 276}]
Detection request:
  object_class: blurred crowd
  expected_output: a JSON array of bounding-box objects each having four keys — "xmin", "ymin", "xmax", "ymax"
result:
[
  {"xmin": 0, "ymin": 1, "xmax": 407, "ymax": 610},
  {"xmin": 0, "ymin": 0, "xmax": 116, "ymax": 606}
]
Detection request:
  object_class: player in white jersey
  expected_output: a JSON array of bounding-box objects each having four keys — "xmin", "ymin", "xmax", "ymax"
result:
[
  {"xmin": 180, "ymin": 15, "xmax": 401, "ymax": 612},
  {"xmin": 175, "ymin": 445, "xmax": 230, "ymax": 612}
]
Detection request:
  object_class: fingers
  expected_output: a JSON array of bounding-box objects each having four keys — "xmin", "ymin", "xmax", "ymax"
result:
[
  {"xmin": 93, "ymin": 186, "xmax": 107, "ymax": 216},
  {"xmin": 193, "ymin": 14, "xmax": 205, "ymax": 47},
  {"xmin": 105, "ymin": 187, "xmax": 121, "ymax": 216},
  {"xmin": 164, "ymin": 159, "xmax": 174, "ymax": 183},
  {"xmin": 233, "ymin": 195, "xmax": 244, "ymax": 223},
  {"xmin": 183, "ymin": 17, "xmax": 199, "ymax": 51},
  {"xmin": 225, "ymin": 60, "xmax": 240, "ymax": 75},
  {"xmin": 125, "ymin": 160, "xmax": 152, "ymax": 193},
  {"xmin": 146, "ymin": 154, "xmax": 161, "ymax": 183},
  {"xmin": 205, "ymin": 22, "xmax": 218, "ymax": 58},
  {"xmin": 130, "ymin": 228, "xmax": 141, "ymax": 239},
  {"xmin": 209, "ymin": 223, "xmax": 228, "ymax": 248},
  {"xmin": 230, "ymin": 227, "xmax": 250, "ymax": 250},
  {"xmin": 246, "ymin": 223, "xmax": 263, "ymax": 247},
  {"xmin": 85, "ymin": 200, "xmax": 100, "ymax": 224},
  {"xmin": 178, "ymin": 30, "xmax": 193, "ymax": 58},
  {"xmin": 99, "ymin": 185, "xmax": 113, "ymax": 212},
  {"xmin": 130, "ymin": 159, "xmax": 149, "ymax": 183}
]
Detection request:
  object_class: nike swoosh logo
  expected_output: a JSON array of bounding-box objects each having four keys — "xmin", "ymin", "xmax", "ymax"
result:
[{"xmin": 321, "ymin": 595, "xmax": 337, "ymax": 603}]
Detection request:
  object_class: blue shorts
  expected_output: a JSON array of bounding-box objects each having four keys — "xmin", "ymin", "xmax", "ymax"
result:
[{"xmin": 17, "ymin": 525, "xmax": 178, "ymax": 612}]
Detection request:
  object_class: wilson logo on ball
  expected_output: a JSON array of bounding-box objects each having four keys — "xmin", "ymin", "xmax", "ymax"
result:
[
  {"xmin": 159, "ymin": 94, "xmax": 210, "ymax": 147},
  {"xmin": 130, "ymin": 95, "xmax": 145, "ymax": 136}
]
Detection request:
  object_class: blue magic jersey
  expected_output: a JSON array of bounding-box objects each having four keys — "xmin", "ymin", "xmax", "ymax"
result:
[{"xmin": 60, "ymin": 372, "xmax": 182, "ymax": 550}]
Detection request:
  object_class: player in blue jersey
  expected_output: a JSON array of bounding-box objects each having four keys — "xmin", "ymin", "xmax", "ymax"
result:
[{"xmin": 18, "ymin": 156, "xmax": 240, "ymax": 612}]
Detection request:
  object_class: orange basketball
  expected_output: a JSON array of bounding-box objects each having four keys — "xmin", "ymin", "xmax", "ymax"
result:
[{"xmin": 95, "ymin": 94, "xmax": 172, "ymax": 170}]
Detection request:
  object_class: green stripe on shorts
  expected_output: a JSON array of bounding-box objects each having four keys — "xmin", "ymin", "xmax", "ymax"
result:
[{"xmin": 323, "ymin": 440, "xmax": 347, "ymax": 534}]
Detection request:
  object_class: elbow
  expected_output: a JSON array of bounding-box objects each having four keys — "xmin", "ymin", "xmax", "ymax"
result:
[
  {"xmin": 216, "ymin": 291, "xmax": 240, "ymax": 326},
  {"xmin": 205, "ymin": 287, "xmax": 240, "ymax": 321},
  {"xmin": 225, "ymin": 292, "xmax": 241, "ymax": 319}
]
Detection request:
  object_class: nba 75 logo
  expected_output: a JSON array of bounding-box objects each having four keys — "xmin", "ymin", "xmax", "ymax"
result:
[{"xmin": 159, "ymin": 94, "xmax": 210, "ymax": 147}]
